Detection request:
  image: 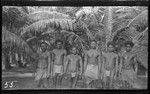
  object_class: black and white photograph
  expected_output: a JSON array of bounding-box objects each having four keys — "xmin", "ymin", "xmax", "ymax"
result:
[
  {"xmin": 1, "ymin": 0, "xmax": 149, "ymax": 1},
  {"xmin": 2, "ymin": 6, "xmax": 148, "ymax": 90}
]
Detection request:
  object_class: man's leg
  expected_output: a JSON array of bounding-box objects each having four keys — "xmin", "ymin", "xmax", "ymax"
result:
[
  {"xmin": 110, "ymin": 70, "xmax": 114, "ymax": 88},
  {"xmin": 57, "ymin": 74, "xmax": 63, "ymax": 88},
  {"xmin": 36, "ymin": 79, "xmax": 42, "ymax": 88},
  {"xmin": 52, "ymin": 73, "xmax": 57, "ymax": 88},
  {"xmin": 72, "ymin": 74, "xmax": 79, "ymax": 88}
]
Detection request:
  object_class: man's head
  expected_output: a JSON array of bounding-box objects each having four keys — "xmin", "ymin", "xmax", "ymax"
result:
[
  {"xmin": 124, "ymin": 41, "xmax": 134, "ymax": 52},
  {"xmin": 40, "ymin": 42, "xmax": 47, "ymax": 52},
  {"xmin": 71, "ymin": 46, "xmax": 77, "ymax": 55},
  {"xmin": 107, "ymin": 41, "xmax": 115, "ymax": 52},
  {"xmin": 90, "ymin": 40, "xmax": 97, "ymax": 49},
  {"xmin": 56, "ymin": 40, "xmax": 63, "ymax": 49}
]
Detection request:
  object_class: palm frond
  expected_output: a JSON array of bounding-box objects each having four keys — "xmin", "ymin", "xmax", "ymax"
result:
[
  {"xmin": 128, "ymin": 10, "xmax": 148, "ymax": 32},
  {"xmin": 76, "ymin": 7, "xmax": 104, "ymax": 27},
  {"xmin": 112, "ymin": 7, "xmax": 142, "ymax": 33},
  {"xmin": 21, "ymin": 19, "xmax": 74, "ymax": 38},
  {"xmin": 27, "ymin": 11, "xmax": 71, "ymax": 23},
  {"xmin": 132, "ymin": 46, "xmax": 148, "ymax": 69},
  {"xmin": 2, "ymin": 6, "xmax": 28, "ymax": 29},
  {"xmin": 2, "ymin": 27, "xmax": 34, "ymax": 55},
  {"xmin": 133, "ymin": 27, "xmax": 148, "ymax": 46},
  {"xmin": 112, "ymin": 19, "xmax": 131, "ymax": 33}
]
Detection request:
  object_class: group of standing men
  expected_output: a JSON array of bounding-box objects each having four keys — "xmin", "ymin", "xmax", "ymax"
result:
[{"xmin": 34, "ymin": 40, "xmax": 140, "ymax": 89}]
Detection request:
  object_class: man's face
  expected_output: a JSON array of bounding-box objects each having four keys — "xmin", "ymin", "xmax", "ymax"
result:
[
  {"xmin": 71, "ymin": 47, "xmax": 77, "ymax": 54},
  {"xmin": 107, "ymin": 45, "xmax": 114, "ymax": 52},
  {"xmin": 56, "ymin": 42, "xmax": 62, "ymax": 49},
  {"xmin": 90, "ymin": 41, "xmax": 96, "ymax": 49},
  {"xmin": 41, "ymin": 44, "xmax": 47, "ymax": 52},
  {"xmin": 125, "ymin": 44, "xmax": 132, "ymax": 52}
]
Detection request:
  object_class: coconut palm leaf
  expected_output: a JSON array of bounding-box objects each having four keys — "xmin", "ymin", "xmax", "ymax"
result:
[
  {"xmin": 27, "ymin": 11, "xmax": 71, "ymax": 23},
  {"xmin": 113, "ymin": 7, "xmax": 141, "ymax": 20},
  {"xmin": 2, "ymin": 6, "xmax": 29, "ymax": 29},
  {"xmin": 112, "ymin": 8, "xmax": 148, "ymax": 44},
  {"xmin": 132, "ymin": 46, "xmax": 148, "ymax": 69},
  {"xmin": 112, "ymin": 7, "xmax": 142, "ymax": 33},
  {"xmin": 2, "ymin": 27, "xmax": 34, "ymax": 55},
  {"xmin": 76, "ymin": 7, "xmax": 104, "ymax": 27},
  {"xmin": 132, "ymin": 27, "xmax": 148, "ymax": 46},
  {"xmin": 21, "ymin": 19, "xmax": 74, "ymax": 38},
  {"xmin": 128, "ymin": 10, "xmax": 148, "ymax": 32}
]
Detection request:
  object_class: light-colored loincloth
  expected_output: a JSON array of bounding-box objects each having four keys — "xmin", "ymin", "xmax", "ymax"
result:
[
  {"xmin": 35, "ymin": 68, "xmax": 48, "ymax": 81},
  {"xmin": 53, "ymin": 65, "xmax": 63, "ymax": 75},
  {"xmin": 105, "ymin": 70, "xmax": 111, "ymax": 76},
  {"xmin": 85, "ymin": 64, "xmax": 99, "ymax": 79},
  {"xmin": 71, "ymin": 72, "xmax": 77, "ymax": 77}
]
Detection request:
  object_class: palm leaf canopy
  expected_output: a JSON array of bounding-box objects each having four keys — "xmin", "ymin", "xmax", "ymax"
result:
[
  {"xmin": 76, "ymin": 7, "xmax": 104, "ymax": 26},
  {"xmin": 112, "ymin": 8, "xmax": 148, "ymax": 43},
  {"xmin": 27, "ymin": 11, "xmax": 71, "ymax": 23},
  {"xmin": 132, "ymin": 46, "xmax": 148, "ymax": 69},
  {"xmin": 112, "ymin": 7, "xmax": 142, "ymax": 33},
  {"xmin": 128, "ymin": 10, "xmax": 148, "ymax": 32},
  {"xmin": 21, "ymin": 19, "xmax": 75, "ymax": 39},
  {"xmin": 2, "ymin": 27, "xmax": 34, "ymax": 55},
  {"xmin": 2, "ymin": 6, "xmax": 29, "ymax": 29}
]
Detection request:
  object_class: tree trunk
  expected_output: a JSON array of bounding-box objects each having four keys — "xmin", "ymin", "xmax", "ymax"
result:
[
  {"xmin": 103, "ymin": 7, "xmax": 113, "ymax": 50},
  {"xmin": 105, "ymin": 7, "xmax": 113, "ymax": 43}
]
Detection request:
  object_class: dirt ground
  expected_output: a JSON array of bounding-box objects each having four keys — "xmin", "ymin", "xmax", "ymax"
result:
[{"xmin": 2, "ymin": 74, "xmax": 147, "ymax": 90}]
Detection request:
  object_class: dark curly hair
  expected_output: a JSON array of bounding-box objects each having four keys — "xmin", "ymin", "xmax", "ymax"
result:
[
  {"xmin": 124, "ymin": 41, "xmax": 134, "ymax": 48},
  {"xmin": 40, "ymin": 42, "xmax": 47, "ymax": 46},
  {"xmin": 107, "ymin": 41, "xmax": 115, "ymax": 47},
  {"xmin": 55, "ymin": 40, "xmax": 63, "ymax": 44}
]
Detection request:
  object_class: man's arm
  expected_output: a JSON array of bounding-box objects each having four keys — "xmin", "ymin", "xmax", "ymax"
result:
[
  {"xmin": 120, "ymin": 56, "xmax": 125, "ymax": 74},
  {"xmin": 51, "ymin": 52, "xmax": 55, "ymax": 75},
  {"xmin": 79, "ymin": 56, "xmax": 83, "ymax": 75},
  {"xmin": 133, "ymin": 54, "xmax": 139, "ymax": 73},
  {"xmin": 63, "ymin": 50, "xmax": 67, "ymax": 73},
  {"xmin": 64, "ymin": 56, "xmax": 69, "ymax": 74},
  {"xmin": 101, "ymin": 54, "xmax": 106, "ymax": 75},
  {"xmin": 98, "ymin": 54, "xmax": 102, "ymax": 77},
  {"xmin": 84, "ymin": 52, "xmax": 88, "ymax": 73},
  {"xmin": 47, "ymin": 52, "xmax": 51, "ymax": 77},
  {"xmin": 63, "ymin": 51, "xmax": 67, "ymax": 65},
  {"xmin": 114, "ymin": 55, "xmax": 118, "ymax": 79}
]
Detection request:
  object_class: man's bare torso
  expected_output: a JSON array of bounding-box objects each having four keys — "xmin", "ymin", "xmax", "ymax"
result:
[
  {"xmin": 103, "ymin": 52, "xmax": 117, "ymax": 70},
  {"xmin": 66, "ymin": 54, "xmax": 81, "ymax": 72},
  {"xmin": 122, "ymin": 52, "xmax": 136, "ymax": 69},
  {"xmin": 53, "ymin": 49, "xmax": 66, "ymax": 65},
  {"xmin": 86, "ymin": 49, "xmax": 100, "ymax": 65},
  {"xmin": 38, "ymin": 51, "xmax": 50, "ymax": 69}
]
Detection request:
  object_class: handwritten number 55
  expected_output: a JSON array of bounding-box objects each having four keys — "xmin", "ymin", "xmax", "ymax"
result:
[{"xmin": 4, "ymin": 81, "xmax": 17, "ymax": 88}]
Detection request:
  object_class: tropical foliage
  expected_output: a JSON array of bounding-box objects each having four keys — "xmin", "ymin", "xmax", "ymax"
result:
[{"xmin": 2, "ymin": 6, "xmax": 148, "ymax": 69}]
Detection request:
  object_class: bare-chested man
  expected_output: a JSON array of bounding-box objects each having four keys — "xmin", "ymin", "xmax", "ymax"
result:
[
  {"xmin": 84, "ymin": 40, "xmax": 102, "ymax": 88},
  {"xmin": 52, "ymin": 40, "xmax": 67, "ymax": 88},
  {"xmin": 34, "ymin": 42, "xmax": 51, "ymax": 88},
  {"xmin": 64, "ymin": 46, "xmax": 83, "ymax": 88},
  {"xmin": 121, "ymin": 41, "xmax": 139, "ymax": 88},
  {"xmin": 102, "ymin": 42, "xmax": 118, "ymax": 88}
]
